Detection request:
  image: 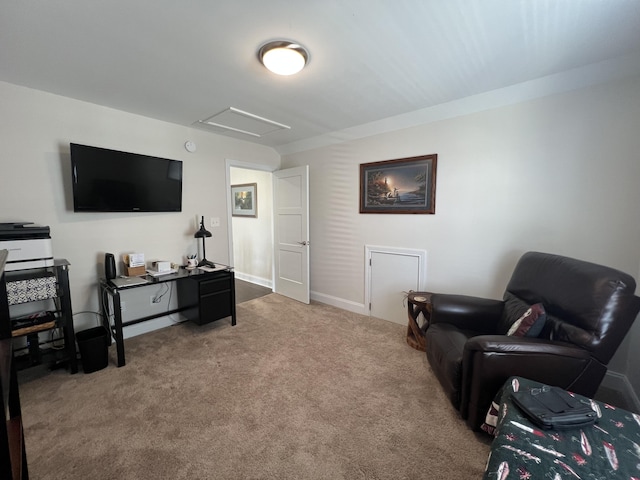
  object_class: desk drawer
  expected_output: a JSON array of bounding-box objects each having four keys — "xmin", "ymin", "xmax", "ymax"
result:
[
  {"xmin": 199, "ymin": 291, "xmax": 232, "ymax": 324},
  {"xmin": 199, "ymin": 277, "xmax": 231, "ymax": 295}
]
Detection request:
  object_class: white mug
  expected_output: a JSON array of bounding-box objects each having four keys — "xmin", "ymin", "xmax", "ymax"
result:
[{"xmin": 187, "ymin": 258, "xmax": 198, "ymax": 268}]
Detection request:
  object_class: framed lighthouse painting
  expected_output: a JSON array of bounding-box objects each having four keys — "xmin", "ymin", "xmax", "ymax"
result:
[{"xmin": 359, "ymin": 154, "xmax": 437, "ymax": 214}]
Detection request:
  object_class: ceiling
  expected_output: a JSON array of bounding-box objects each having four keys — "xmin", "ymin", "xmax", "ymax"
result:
[{"xmin": 2, "ymin": 0, "xmax": 640, "ymax": 154}]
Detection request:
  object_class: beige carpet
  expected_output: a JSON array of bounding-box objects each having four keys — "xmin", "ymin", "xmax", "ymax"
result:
[{"xmin": 19, "ymin": 294, "xmax": 491, "ymax": 479}]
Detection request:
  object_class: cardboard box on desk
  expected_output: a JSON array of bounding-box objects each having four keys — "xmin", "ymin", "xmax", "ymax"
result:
[
  {"xmin": 122, "ymin": 252, "xmax": 146, "ymax": 276},
  {"xmin": 126, "ymin": 253, "xmax": 145, "ymax": 267},
  {"xmin": 126, "ymin": 265, "xmax": 146, "ymax": 276}
]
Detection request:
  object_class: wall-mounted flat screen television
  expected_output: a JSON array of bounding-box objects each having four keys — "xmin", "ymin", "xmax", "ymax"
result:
[{"xmin": 70, "ymin": 143, "xmax": 183, "ymax": 212}]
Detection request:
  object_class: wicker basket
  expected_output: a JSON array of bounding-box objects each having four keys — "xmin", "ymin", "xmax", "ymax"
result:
[{"xmin": 12, "ymin": 321, "xmax": 56, "ymax": 337}]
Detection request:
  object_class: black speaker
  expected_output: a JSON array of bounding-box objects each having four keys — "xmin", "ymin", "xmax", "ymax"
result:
[{"xmin": 105, "ymin": 253, "xmax": 116, "ymax": 280}]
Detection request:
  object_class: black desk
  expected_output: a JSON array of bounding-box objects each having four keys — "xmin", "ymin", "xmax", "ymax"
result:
[{"xmin": 100, "ymin": 265, "xmax": 236, "ymax": 367}]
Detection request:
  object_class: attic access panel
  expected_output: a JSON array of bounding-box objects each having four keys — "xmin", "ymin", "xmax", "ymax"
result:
[{"xmin": 197, "ymin": 107, "xmax": 291, "ymax": 137}]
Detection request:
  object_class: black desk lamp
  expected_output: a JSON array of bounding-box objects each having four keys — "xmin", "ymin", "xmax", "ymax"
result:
[{"xmin": 194, "ymin": 216, "xmax": 215, "ymax": 268}]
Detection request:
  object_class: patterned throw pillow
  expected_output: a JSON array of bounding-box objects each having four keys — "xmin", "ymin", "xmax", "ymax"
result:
[{"xmin": 507, "ymin": 303, "xmax": 546, "ymax": 337}]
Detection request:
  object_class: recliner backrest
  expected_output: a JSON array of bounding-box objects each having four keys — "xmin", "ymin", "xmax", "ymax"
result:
[{"xmin": 501, "ymin": 252, "xmax": 640, "ymax": 364}]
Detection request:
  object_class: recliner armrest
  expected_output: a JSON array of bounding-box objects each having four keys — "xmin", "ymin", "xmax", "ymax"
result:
[
  {"xmin": 460, "ymin": 335, "xmax": 599, "ymax": 430},
  {"xmin": 430, "ymin": 294, "xmax": 504, "ymax": 333},
  {"xmin": 464, "ymin": 335, "xmax": 592, "ymax": 358}
]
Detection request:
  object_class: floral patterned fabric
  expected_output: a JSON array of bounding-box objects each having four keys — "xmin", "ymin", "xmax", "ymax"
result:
[{"xmin": 483, "ymin": 376, "xmax": 640, "ymax": 480}]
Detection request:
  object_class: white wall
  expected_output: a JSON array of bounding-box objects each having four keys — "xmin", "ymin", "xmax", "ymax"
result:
[
  {"xmin": 229, "ymin": 167, "xmax": 273, "ymax": 286},
  {"xmin": 281, "ymin": 75, "xmax": 640, "ymax": 386},
  {"xmin": 0, "ymin": 80, "xmax": 279, "ymax": 334},
  {"xmin": 3, "ymin": 73, "xmax": 640, "ymax": 396}
]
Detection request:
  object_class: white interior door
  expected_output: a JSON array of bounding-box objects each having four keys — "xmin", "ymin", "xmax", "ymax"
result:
[
  {"xmin": 367, "ymin": 247, "xmax": 426, "ymax": 324},
  {"xmin": 273, "ymin": 166, "xmax": 309, "ymax": 304}
]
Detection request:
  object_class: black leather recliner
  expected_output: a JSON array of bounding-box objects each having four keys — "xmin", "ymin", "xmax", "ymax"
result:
[{"xmin": 425, "ymin": 251, "xmax": 640, "ymax": 430}]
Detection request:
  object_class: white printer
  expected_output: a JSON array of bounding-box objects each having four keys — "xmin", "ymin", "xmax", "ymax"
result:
[{"xmin": 0, "ymin": 223, "xmax": 54, "ymax": 271}]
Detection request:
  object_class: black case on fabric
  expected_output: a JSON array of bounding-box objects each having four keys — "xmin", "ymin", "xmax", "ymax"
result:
[{"xmin": 511, "ymin": 386, "xmax": 597, "ymax": 430}]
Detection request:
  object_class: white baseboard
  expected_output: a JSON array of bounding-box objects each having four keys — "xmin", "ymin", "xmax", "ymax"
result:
[
  {"xmin": 600, "ymin": 370, "xmax": 640, "ymax": 412},
  {"xmin": 310, "ymin": 290, "xmax": 368, "ymax": 316},
  {"xmin": 235, "ymin": 272, "xmax": 272, "ymax": 289}
]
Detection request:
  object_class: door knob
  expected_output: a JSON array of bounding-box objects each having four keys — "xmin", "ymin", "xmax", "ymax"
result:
[{"xmin": 297, "ymin": 241, "xmax": 310, "ymax": 246}]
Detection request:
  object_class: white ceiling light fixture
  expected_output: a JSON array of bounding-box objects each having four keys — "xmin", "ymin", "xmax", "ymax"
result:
[{"xmin": 258, "ymin": 40, "xmax": 309, "ymax": 76}]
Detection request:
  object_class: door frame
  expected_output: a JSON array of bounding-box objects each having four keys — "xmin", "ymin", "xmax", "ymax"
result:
[
  {"xmin": 225, "ymin": 159, "xmax": 276, "ymax": 279},
  {"xmin": 364, "ymin": 245, "xmax": 427, "ymax": 317}
]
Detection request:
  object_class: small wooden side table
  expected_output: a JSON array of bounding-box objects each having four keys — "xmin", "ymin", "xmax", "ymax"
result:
[{"xmin": 406, "ymin": 291, "xmax": 432, "ymax": 351}]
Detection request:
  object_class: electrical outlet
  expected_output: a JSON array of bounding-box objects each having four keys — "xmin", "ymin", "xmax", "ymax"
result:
[
  {"xmin": 195, "ymin": 214, "xmax": 201, "ymax": 230},
  {"xmin": 211, "ymin": 217, "xmax": 220, "ymax": 228},
  {"xmin": 120, "ymin": 301, "xmax": 126, "ymax": 312}
]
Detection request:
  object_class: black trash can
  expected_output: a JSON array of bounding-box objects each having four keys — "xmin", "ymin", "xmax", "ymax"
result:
[{"xmin": 76, "ymin": 326, "xmax": 109, "ymax": 373}]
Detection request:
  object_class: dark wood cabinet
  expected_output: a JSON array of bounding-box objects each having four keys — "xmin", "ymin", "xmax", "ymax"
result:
[
  {"xmin": 1, "ymin": 250, "xmax": 29, "ymax": 479},
  {"xmin": 177, "ymin": 269, "xmax": 236, "ymax": 326}
]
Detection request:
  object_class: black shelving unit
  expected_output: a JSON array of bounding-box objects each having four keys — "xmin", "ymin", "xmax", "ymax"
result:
[{"xmin": 6, "ymin": 259, "xmax": 77, "ymax": 374}]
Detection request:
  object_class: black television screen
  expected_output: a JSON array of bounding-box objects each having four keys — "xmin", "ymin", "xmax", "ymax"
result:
[{"xmin": 70, "ymin": 143, "xmax": 183, "ymax": 212}]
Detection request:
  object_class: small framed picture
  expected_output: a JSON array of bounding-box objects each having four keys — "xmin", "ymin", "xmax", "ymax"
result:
[{"xmin": 231, "ymin": 183, "xmax": 257, "ymax": 217}]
